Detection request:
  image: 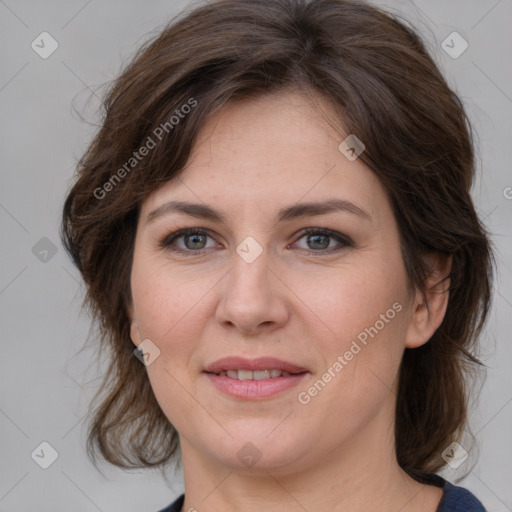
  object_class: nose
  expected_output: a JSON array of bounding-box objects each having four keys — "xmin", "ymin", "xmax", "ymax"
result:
[{"xmin": 215, "ymin": 247, "xmax": 289, "ymax": 335}]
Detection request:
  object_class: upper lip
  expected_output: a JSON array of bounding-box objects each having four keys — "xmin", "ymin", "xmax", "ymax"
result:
[{"xmin": 204, "ymin": 356, "xmax": 308, "ymax": 374}]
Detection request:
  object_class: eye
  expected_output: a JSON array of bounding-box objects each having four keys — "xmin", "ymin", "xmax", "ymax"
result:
[
  {"xmin": 292, "ymin": 228, "xmax": 352, "ymax": 254},
  {"xmin": 159, "ymin": 228, "xmax": 218, "ymax": 254},
  {"xmin": 159, "ymin": 227, "xmax": 352, "ymax": 255}
]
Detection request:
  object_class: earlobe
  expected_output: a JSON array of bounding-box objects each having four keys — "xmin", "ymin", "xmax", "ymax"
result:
[{"xmin": 405, "ymin": 253, "xmax": 452, "ymax": 349}]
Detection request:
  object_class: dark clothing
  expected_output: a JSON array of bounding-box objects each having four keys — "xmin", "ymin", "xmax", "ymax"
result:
[{"xmin": 157, "ymin": 474, "xmax": 486, "ymax": 511}]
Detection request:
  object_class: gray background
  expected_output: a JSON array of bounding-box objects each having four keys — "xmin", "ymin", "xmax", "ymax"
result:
[{"xmin": 1, "ymin": 0, "xmax": 511, "ymax": 510}]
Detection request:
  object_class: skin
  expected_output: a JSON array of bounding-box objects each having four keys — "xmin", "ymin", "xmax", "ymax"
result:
[{"xmin": 129, "ymin": 90, "xmax": 451, "ymax": 512}]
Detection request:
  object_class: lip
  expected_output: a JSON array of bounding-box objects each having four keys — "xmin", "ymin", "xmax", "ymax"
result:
[
  {"xmin": 203, "ymin": 356, "xmax": 309, "ymax": 400},
  {"xmin": 205, "ymin": 372, "xmax": 308, "ymax": 400},
  {"xmin": 203, "ymin": 356, "xmax": 308, "ymax": 374}
]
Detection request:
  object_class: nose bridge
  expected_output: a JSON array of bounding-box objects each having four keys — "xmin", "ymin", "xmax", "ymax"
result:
[
  {"xmin": 216, "ymin": 236, "xmax": 288, "ymax": 332},
  {"xmin": 229, "ymin": 238, "xmax": 273, "ymax": 301}
]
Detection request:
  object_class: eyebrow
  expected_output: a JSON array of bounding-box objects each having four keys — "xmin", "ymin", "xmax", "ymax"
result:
[{"xmin": 146, "ymin": 198, "xmax": 371, "ymax": 225}]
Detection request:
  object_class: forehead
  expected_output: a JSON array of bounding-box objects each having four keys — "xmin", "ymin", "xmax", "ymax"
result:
[{"xmin": 140, "ymin": 91, "xmax": 389, "ymax": 226}]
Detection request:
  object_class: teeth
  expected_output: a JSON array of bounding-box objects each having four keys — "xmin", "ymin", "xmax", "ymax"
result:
[{"xmin": 217, "ymin": 369, "xmax": 293, "ymax": 380}]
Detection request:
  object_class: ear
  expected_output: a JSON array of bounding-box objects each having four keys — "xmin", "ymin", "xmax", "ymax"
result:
[
  {"xmin": 127, "ymin": 303, "xmax": 142, "ymax": 347},
  {"xmin": 405, "ymin": 252, "xmax": 452, "ymax": 349}
]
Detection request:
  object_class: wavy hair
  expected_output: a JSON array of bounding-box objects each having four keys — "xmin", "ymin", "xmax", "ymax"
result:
[{"xmin": 61, "ymin": 0, "xmax": 494, "ymax": 481}]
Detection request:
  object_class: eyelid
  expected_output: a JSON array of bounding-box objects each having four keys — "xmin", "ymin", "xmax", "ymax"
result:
[
  {"xmin": 158, "ymin": 227, "xmax": 217, "ymax": 252},
  {"xmin": 295, "ymin": 227, "xmax": 353, "ymax": 249},
  {"xmin": 158, "ymin": 226, "xmax": 353, "ymax": 255}
]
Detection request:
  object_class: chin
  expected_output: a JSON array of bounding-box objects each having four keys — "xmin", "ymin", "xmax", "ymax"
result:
[{"xmin": 201, "ymin": 429, "xmax": 308, "ymax": 472}]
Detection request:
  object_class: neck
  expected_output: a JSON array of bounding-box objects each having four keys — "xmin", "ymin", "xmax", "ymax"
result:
[{"xmin": 178, "ymin": 400, "xmax": 443, "ymax": 512}]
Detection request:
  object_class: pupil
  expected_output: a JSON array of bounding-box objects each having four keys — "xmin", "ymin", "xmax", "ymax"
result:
[
  {"xmin": 309, "ymin": 234, "xmax": 329, "ymax": 250},
  {"xmin": 186, "ymin": 233, "xmax": 206, "ymax": 249}
]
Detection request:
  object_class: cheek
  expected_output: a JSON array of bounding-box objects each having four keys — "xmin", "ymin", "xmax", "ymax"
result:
[
  {"xmin": 296, "ymin": 283, "xmax": 407, "ymax": 436},
  {"xmin": 293, "ymin": 259, "xmax": 407, "ymax": 342},
  {"xmin": 132, "ymin": 261, "xmax": 208, "ymax": 427},
  {"xmin": 291, "ymin": 255, "xmax": 409, "ymax": 399},
  {"xmin": 131, "ymin": 255, "xmax": 213, "ymax": 341}
]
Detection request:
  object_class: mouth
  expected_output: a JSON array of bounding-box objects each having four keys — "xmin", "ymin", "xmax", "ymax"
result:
[
  {"xmin": 203, "ymin": 356, "xmax": 308, "ymax": 375},
  {"xmin": 203, "ymin": 356, "xmax": 309, "ymax": 399},
  {"xmin": 207, "ymin": 369, "xmax": 306, "ymax": 380}
]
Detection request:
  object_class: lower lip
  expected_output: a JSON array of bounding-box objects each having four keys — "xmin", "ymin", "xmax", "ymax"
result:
[{"xmin": 204, "ymin": 372, "xmax": 308, "ymax": 399}]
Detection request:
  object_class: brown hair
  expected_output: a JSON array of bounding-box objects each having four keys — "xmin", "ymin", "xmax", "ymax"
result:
[{"xmin": 61, "ymin": 0, "xmax": 494, "ymax": 481}]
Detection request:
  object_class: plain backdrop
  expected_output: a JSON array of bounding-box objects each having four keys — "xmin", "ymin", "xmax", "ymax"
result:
[{"xmin": 1, "ymin": 0, "xmax": 511, "ymax": 510}]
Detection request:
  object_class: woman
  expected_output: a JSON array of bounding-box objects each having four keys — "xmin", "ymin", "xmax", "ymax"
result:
[{"xmin": 61, "ymin": 0, "xmax": 494, "ymax": 510}]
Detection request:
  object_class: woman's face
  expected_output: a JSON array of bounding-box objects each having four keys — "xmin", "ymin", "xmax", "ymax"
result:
[{"xmin": 129, "ymin": 91, "xmax": 420, "ymax": 474}]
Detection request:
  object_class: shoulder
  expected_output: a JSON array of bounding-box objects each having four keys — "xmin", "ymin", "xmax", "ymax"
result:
[
  {"xmin": 411, "ymin": 473, "xmax": 486, "ymax": 512},
  {"xmin": 156, "ymin": 493, "xmax": 184, "ymax": 512},
  {"xmin": 437, "ymin": 480, "xmax": 486, "ymax": 511}
]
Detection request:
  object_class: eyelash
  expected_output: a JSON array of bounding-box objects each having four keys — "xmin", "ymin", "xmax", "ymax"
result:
[{"xmin": 158, "ymin": 227, "xmax": 353, "ymax": 256}]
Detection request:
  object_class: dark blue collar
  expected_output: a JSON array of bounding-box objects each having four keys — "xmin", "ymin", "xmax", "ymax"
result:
[{"xmin": 157, "ymin": 474, "xmax": 486, "ymax": 512}]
